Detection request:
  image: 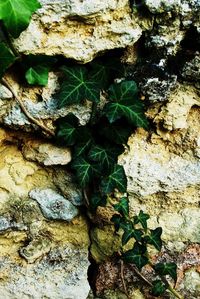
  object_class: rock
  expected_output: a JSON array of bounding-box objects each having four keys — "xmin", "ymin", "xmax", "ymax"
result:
[
  {"xmin": 13, "ymin": 0, "xmax": 142, "ymax": 63},
  {"xmin": 0, "ymin": 84, "xmax": 13, "ymax": 100},
  {"xmin": 182, "ymin": 269, "xmax": 200, "ymax": 298},
  {"xmin": 182, "ymin": 55, "xmax": 200, "ymax": 84},
  {"xmin": 29, "ymin": 188, "xmax": 79, "ymax": 221},
  {"xmin": 0, "ymin": 245, "xmax": 90, "ymax": 299},
  {"xmin": 22, "ymin": 139, "xmax": 72, "ymax": 166}
]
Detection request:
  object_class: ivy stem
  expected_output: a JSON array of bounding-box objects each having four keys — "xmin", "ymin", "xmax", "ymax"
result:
[
  {"xmin": 1, "ymin": 78, "xmax": 55, "ymax": 136},
  {"xmin": 161, "ymin": 276, "xmax": 184, "ymax": 299},
  {"xmin": 89, "ymin": 102, "xmax": 98, "ymax": 125},
  {"xmin": 120, "ymin": 260, "xmax": 131, "ymax": 299}
]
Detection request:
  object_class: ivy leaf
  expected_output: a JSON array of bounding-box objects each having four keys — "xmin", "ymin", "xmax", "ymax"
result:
[
  {"xmin": 151, "ymin": 280, "xmax": 167, "ymax": 297},
  {"xmin": 111, "ymin": 214, "xmax": 123, "ymax": 231},
  {"xmin": 25, "ymin": 65, "xmax": 50, "ymax": 86},
  {"xmin": 122, "ymin": 242, "xmax": 148, "ymax": 270},
  {"xmin": 88, "ymin": 144, "xmax": 119, "ymax": 171},
  {"xmin": 114, "ymin": 197, "xmax": 129, "ymax": 218},
  {"xmin": 56, "ymin": 114, "xmax": 79, "ymax": 146},
  {"xmin": 104, "ymin": 81, "xmax": 149, "ymax": 129},
  {"xmin": 101, "ymin": 122, "xmax": 133, "ymax": 145},
  {"xmin": 89, "ymin": 62, "xmax": 110, "ymax": 89},
  {"xmin": 0, "ymin": 0, "xmax": 41, "ymax": 38},
  {"xmin": 0, "ymin": 42, "xmax": 16, "ymax": 78},
  {"xmin": 58, "ymin": 66, "xmax": 100, "ymax": 107},
  {"xmin": 74, "ymin": 139, "xmax": 93, "ymax": 158},
  {"xmin": 100, "ymin": 164, "xmax": 127, "ymax": 194},
  {"xmin": 90, "ymin": 193, "xmax": 107, "ymax": 211},
  {"xmin": 133, "ymin": 210, "xmax": 150, "ymax": 232},
  {"xmin": 144, "ymin": 227, "xmax": 162, "ymax": 251},
  {"xmin": 122, "ymin": 227, "xmax": 143, "ymax": 246},
  {"xmin": 71, "ymin": 157, "xmax": 100, "ymax": 187},
  {"xmin": 154, "ymin": 263, "xmax": 177, "ymax": 281}
]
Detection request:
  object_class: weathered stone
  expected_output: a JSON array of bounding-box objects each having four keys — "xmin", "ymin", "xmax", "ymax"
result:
[
  {"xmin": 182, "ymin": 55, "xmax": 200, "ymax": 84},
  {"xmin": 14, "ymin": 0, "xmax": 142, "ymax": 63},
  {"xmin": 29, "ymin": 188, "xmax": 79, "ymax": 221},
  {"xmin": 22, "ymin": 139, "xmax": 71, "ymax": 166},
  {"xmin": 0, "ymin": 84, "xmax": 13, "ymax": 100}
]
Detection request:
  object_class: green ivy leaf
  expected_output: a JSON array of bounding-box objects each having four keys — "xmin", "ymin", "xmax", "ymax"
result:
[
  {"xmin": 122, "ymin": 227, "xmax": 143, "ymax": 246},
  {"xmin": 56, "ymin": 114, "xmax": 79, "ymax": 146},
  {"xmin": 71, "ymin": 157, "xmax": 100, "ymax": 187},
  {"xmin": 100, "ymin": 164, "xmax": 127, "ymax": 194},
  {"xmin": 122, "ymin": 242, "xmax": 148, "ymax": 270},
  {"xmin": 154, "ymin": 263, "xmax": 177, "ymax": 281},
  {"xmin": 74, "ymin": 139, "xmax": 93, "ymax": 158},
  {"xmin": 0, "ymin": 0, "xmax": 41, "ymax": 38},
  {"xmin": 25, "ymin": 65, "xmax": 50, "ymax": 86},
  {"xmin": 0, "ymin": 42, "xmax": 16, "ymax": 78},
  {"xmin": 58, "ymin": 66, "xmax": 100, "ymax": 107},
  {"xmin": 144, "ymin": 227, "xmax": 162, "ymax": 251},
  {"xmin": 88, "ymin": 144, "xmax": 119, "ymax": 171},
  {"xmin": 104, "ymin": 81, "xmax": 149, "ymax": 129},
  {"xmin": 111, "ymin": 214, "xmax": 123, "ymax": 231},
  {"xmin": 101, "ymin": 122, "xmax": 133, "ymax": 145},
  {"xmin": 133, "ymin": 210, "xmax": 150, "ymax": 232},
  {"xmin": 151, "ymin": 280, "xmax": 167, "ymax": 297},
  {"xmin": 90, "ymin": 193, "xmax": 107, "ymax": 211},
  {"xmin": 114, "ymin": 197, "xmax": 129, "ymax": 218}
]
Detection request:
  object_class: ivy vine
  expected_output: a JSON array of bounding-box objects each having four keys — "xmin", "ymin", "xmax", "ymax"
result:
[{"xmin": 0, "ymin": 1, "xmax": 184, "ymax": 298}]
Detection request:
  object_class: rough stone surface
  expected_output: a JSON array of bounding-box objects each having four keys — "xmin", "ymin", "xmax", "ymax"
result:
[
  {"xmin": 29, "ymin": 188, "xmax": 79, "ymax": 221},
  {"xmin": 14, "ymin": 0, "xmax": 142, "ymax": 63},
  {"xmin": 22, "ymin": 139, "xmax": 72, "ymax": 166}
]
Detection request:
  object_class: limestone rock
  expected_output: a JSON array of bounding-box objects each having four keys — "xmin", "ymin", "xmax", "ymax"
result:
[
  {"xmin": 29, "ymin": 188, "xmax": 79, "ymax": 221},
  {"xmin": 0, "ymin": 84, "xmax": 13, "ymax": 100},
  {"xmin": 22, "ymin": 139, "xmax": 71, "ymax": 166},
  {"xmin": 13, "ymin": 0, "xmax": 142, "ymax": 63}
]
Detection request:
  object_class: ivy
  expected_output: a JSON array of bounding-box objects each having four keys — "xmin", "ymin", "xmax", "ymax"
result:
[
  {"xmin": 0, "ymin": 0, "xmax": 41, "ymax": 38},
  {"xmin": 0, "ymin": 3, "xmax": 183, "ymax": 299}
]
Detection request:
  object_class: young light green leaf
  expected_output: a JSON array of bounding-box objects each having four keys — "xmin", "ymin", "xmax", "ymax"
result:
[
  {"xmin": 25, "ymin": 65, "xmax": 49, "ymax": 86},
  {"xmin": 71, "ymin": 157, "xmax": 94, "ymax": 187},
  {"xmin": 151, "ymin": 280, "xmax": 167, "ymax": 297},
  {"xmin": 100, "ymin": 164, "xmax": 127, "ymax": 194},
  {"xmin": 0, "ymin": 0, "xmax": 41, "ymax": 38},
  {"xmin": 122, "ymin": 242, "xmax": 148, "ymax": 270},
  {"xmin": 0, "ymin": 42, "xmax": 16, "ymax": 78},
  {"xmin": 90, "ymin": 193, "xmax": 107, "ymax": 211},
  {"xmin": 58, "ymin": 66, "xmax": 100, "ymax": 107},
  {"xmin": 133, "ymin": 210, "xmax": 150, "ymax": 232},
  {"xmin": 154, "ymin": 263, "xmax": 177, "ymax": 281},
  {"xmin": 144, "ymin": 227, "xmax": 162, "ymax": 251},
  {"xmin": 104, "ymin": 81, "xmax": 149, "ymax": 129},
  {"xmin": 114, "ymin": 197, "xmax": 129, "ymax": 218}
]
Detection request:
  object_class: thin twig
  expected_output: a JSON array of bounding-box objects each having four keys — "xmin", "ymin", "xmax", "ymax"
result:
[
  {"xmin": 120, "ymin": 260, "xmax": 131, "ymax": 299},
  {"xmin": 129, "ymin": 264, "xmax": 153, "ymax": 287},
  {"xmin": 1, "ymin": 78, "xmax": 55, "ymax": 136}
]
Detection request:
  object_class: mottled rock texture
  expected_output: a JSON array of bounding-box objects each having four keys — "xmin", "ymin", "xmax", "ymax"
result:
[{"xmin": 0, "ymin": 0, "xmax": 199, "ymax": 298}]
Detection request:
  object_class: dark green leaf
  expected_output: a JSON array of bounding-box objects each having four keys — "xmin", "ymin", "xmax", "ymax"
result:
[
  {"xmin": 56, "ymin": 114, "xmax": 79, "ymax": 146},
  {"xmin": 90, "ymin": 193, "xmax": 107, "ymax": 211},
  {"xmin": 89, "ymin": 62, "xmax": 110, "ymax": 89},
  {"xmin": 133, "ymin": 210, "xmax": 150, "ymax": 232},
  {"xmin": 104, "ymin": 81, "xmax": 149, "ymax": 129},
  {"xmin": 154, "ymin": 263, "xmax": 177, "ymax": 281},
  {"xmin": 0, "ymin": 0, "xmax": 41, "ymax": 38},
  {"xmin": 101, "ymin": 122, "xmax": 133, "ymax": 145},
  {"xmin": 100, "ymin": 164, "xmax": 127, "ymax": 194},
  {"xmin": 88, "ymin": 144, "xmax": 119, "ymax": 171},
  {"xmin": 0, "ymin": 42, "xmax": 16, "ymax": 78},
  {"xmin": 111, "ymin": 214, "xmax": 122, "ymax": 231},
  {"xmin": 122, "ymin": 228, "xmax": 143, "ymax": 246},
  {"xmin": 122, "ymin": 242, "xmax": 148, "ymax": 270},
  {"xmin": 71, "ymin": 157, "xmax": 100, "ymax": 187},
  {"xmin": 58, "ymin": 66, "xmax": 100, "ymax": 107},
  {"xmin": 25, "ymin": 65, "xmax": 49, "ymax": 86},
  {"xmin": 151, "ymin": 280, "xmax": 167, "ymax": 297},
  {"xmin": 144, "ymin": 227, "xmax": 162, "ymax": 251},
  {"xmin": 74, "ymin": 139, "xmax": 93, "ymax": 157},
  {"xmin": 114, "ymin": 197, "xmax": 129, "ymax": 218}
]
